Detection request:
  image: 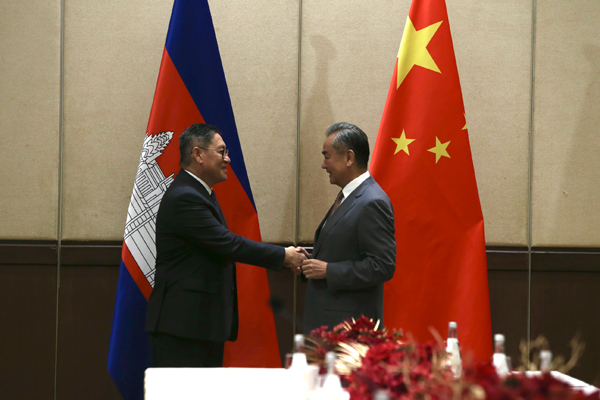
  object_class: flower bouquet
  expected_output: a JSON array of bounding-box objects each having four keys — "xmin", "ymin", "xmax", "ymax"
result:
[{"xmin": 305, "ymin": 317, "xmax": 600, "ymax": 400}]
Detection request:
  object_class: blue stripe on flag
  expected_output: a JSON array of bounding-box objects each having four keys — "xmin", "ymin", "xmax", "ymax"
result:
[
  {"xmin": 107, "ymin": 261, "xmax": 152, "ymax": 400},
  {"xmin": 165, "ymin": 0, "xmax": 256, "ymax": 208}
]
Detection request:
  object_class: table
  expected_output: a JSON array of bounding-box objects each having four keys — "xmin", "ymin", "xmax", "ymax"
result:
[
  {"xmin": 145, "ymin": 367, "xmax": 298, "ymax": 400},
  {"xmin": 145, "ymin": 368, "xmax": 598, "ymax": 399},
  {"xmin": 525, "ymin": 371, "xmax": 598, "ymax": 395}
]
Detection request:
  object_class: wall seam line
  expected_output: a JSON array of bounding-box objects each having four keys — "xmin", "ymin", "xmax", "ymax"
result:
[
  {"xmin": 54, "ymin": 0, "xmax": 66, "ymax": 397},
  {"xmin": 527, "ymin": 0, "xmax": 538, "ymax": 357}
]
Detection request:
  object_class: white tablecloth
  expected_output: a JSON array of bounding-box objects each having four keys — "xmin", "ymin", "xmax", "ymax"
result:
[
  {"xmin": 145, "ymin": 368, "xmax": 598, "ymax": 400},
  {"xmin": 525, "ymin": 371, "xmax": 598, "ymax": 395},
  {"xmin": 145, "ymin": 368, "xmax": 295, "ymax": 400}
]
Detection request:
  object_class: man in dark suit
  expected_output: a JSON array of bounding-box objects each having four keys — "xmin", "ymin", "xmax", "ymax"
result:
[
  {"xmin": 302, "ymin": 122, "xmax": 396, "ymax": 333},
  {"xmin": 145, "ymin": 123, "xmax": 304, "ymax": 368}
]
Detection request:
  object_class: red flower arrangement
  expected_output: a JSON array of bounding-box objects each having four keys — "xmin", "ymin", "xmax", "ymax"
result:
[
  {"xmin": 307, "ymin": 317, "xmax": 600, "ymax": 400},
  {"xmin": 305, "ymin": 317, "xmax": 403, "ymax": 375},
  {"xmin": 311, "ymin": 317, "xmax": 403, "ymax": 347},
  {"xmin": 462, "ymin": 363, "xmax": 599, "ymax": 400},
  {"xmin": 345, "ymin": 338, "xmax": 455, "ymax": 400}
]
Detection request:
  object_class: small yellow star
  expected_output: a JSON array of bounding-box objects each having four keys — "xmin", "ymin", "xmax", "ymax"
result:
[
  {"xmin": 397, "ymin": 18, "xmax": 443, "ymax": 88},
  {"xmin": 391, "ymin": 130, "xmax": 416, "ymax": 155},
  {"xmin": 427, "ymin": 137, "xmax": 451, "ymax": 163},
  {"xmin": 462, "ymin": 113, "xmax": 468, "ymax": 130}
]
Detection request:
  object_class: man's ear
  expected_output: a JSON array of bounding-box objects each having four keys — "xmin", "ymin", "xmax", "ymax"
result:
[
  {"xmin": 192, "ymin": 147, "xmax": 203, "ymax": 164},
  {"xmin": 346, "ymin": 149, "xmax": 356, "ymax": 166}
]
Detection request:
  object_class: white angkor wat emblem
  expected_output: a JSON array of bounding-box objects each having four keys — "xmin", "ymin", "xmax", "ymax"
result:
[{"xmin": 124, "ymin": 131, "xmax": 175, "ymax": 287}]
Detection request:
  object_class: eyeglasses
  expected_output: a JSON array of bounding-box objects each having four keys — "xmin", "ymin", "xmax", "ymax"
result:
[{"xmin": 198, "ymin": 147, "xmax": 229, "ymax": 159}]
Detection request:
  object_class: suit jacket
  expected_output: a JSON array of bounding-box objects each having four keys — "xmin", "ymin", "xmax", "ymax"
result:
[
  {"xmin": 145, "ymin": 169, "xmax": 285, "ymax": 343},
  {"xmin": 303, "ymin": 176, "xmax": 396, "ymax": 333}
]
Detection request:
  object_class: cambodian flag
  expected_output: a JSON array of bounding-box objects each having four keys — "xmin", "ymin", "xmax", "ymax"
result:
[{"xmin": 107, "ymin": 1, "xmax": 281, "ymax": 398}]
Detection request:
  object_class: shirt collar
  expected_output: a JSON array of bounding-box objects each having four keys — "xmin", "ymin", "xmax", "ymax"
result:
[
  {"xmin": 341, "ymin": 171, "xmax": 370, "ymax": 203},
  {"xmin": 184, "ymin": 169, "xmax": 212, "ymax": 195}
]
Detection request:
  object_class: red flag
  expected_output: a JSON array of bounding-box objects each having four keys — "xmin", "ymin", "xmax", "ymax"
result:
[
  {"xmin": 109, "ymin": 2, "xmax": 280, "ymax": 398},
  {"xmin": 370, "ymin": 0, "xmax": 492, "ymax": 361}
]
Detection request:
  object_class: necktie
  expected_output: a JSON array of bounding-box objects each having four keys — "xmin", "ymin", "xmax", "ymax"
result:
[
  {"xmin": 330, "ymin": 190, "xmax": 344, "ymax": 216},
  {"xmin": 211, "ymin": 191, "xmax": 223, "ymax": 219}
]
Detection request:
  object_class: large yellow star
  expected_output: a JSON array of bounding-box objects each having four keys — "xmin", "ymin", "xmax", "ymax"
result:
[
  {"xmin": 462, "ymin": 113, "xmax": 468, "ymax": 130},
  {"xmin": 397, "ymin": 18, "xmax": 443, "ymax": 89},
  {"xmin": 391, "ymin": 130, "xmax": 415, "ymax": 155},
  {"xmin": 427, "ymin": 137, "xmax": 451, "ymax": 163}
]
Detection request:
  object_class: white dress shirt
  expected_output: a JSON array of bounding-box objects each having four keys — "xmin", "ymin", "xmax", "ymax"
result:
[
  {"xmin": 184, "ymin": 169, "xmax": 212, "ymax": 195},
  {"xmin": 323, "ymin": 171, "xmax": 370, "ymax": 227},
  {"xmin": 340, "ymin": 171, "xmax": 370, "ymax": 205}
]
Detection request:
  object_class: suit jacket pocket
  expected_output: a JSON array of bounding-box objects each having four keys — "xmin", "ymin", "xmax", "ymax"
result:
[{"xmin": 182, "ymin": 278, "xmax": 219, "ymax": 294}]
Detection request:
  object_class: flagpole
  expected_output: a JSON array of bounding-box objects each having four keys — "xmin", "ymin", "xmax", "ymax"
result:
[{"xmin": 293, "ymin": 0, "xmax": 304, "ymax": 339}]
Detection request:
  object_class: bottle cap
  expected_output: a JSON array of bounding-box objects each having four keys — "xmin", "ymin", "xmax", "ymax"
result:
[
  {"xmin": 494, "ymin": 334, "xmax": 505, "ymax": 342},
  {"xmin": 449, "ymin": 321, "xmax": 457, "ymax": 329},
  {"xmin": 540, "ymin": 350, "xmax": 552, "ymax": 362},
  {"xmin": 294, "ymin": 334, "xmax": 304, "ymax": 352},
  {"xmin": 326, "ymin": 351, "xmax": 337, "ymax": 365},
  {"xmin": 373, "ymin": 389, "xmax": 391, "ymax": 400}
]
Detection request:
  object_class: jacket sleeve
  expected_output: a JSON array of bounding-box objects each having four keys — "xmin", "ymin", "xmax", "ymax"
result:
[
  {"xmin": 325, "ymin": 198, "xmax": 396, "ymax": 291},
  {"xmin": 164, "ymin": 188, "xmax": 285, "ymax": 270}
]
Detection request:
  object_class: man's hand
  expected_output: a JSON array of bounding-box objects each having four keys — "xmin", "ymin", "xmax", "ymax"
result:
[
  {"xmin": 284, "ymin": 246, "xmax": 306, "ymax": 275},
  {"xmin": 302, "ymin": 258, "xmax": 327, "ymax": 280},
  {"xmin": 296, "ymin": 247, "xmax": 310, "ymax": 258}
]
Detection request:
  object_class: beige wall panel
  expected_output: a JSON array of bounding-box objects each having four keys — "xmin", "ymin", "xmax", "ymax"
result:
[
  {"xmin": 448, "ymin": 0, "xmax": 532, "ymax": 246},
  {"xmin": 210, "ymin": 2, "xmax": 299, "ymax": 244},
  {"xmin": 62, "ymin": 0, "xmax": 298, "ymax": 242},
  {"xmin": 298, "ymin": 0, "xmax": 408, "ymax": 242},
  {"xmin": 0, "ymin": 1, "xmax": 60, "ymax": 240},
  {"xmin": 298, "ymin": 0, "xmax": 532, "ymax": 245},
  {"xmin": 62, "ymin": 0, "xmax": 175, "ymax": 240},
  {"xmin": 532, "ymin": 1, "xmax": 600, "ymax": 247}
]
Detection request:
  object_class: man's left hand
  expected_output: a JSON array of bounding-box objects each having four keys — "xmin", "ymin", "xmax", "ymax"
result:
[
  {"xmin": 302, "ymin": 259, "xmax": 327, "ymax": 279},
  {"xmin": 284, "ymin": 246, "xmax": 306, "ymax": 275}
]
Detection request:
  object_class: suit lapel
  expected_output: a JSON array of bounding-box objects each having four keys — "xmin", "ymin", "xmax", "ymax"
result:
[
  {"xmin": 314, "ymin": 205, "xmax": 332, "ymax": 244},
  {"xmin": 177, "ymin": 169, "xmax": 226, "ymax": 226},
  {"xmin": 313, "ymin": 177, "xmax": 375, "ymax": 256},
  {"xmin": 212, "ymin": 192, "xmax": 227, "ymax": 228},
  {"xmin": 313, "ymin": 196, "xmax": 357, "ymax": 255}
]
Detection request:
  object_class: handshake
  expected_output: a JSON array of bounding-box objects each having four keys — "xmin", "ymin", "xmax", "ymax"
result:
[
  {"xmin": 284, "ymin": 246, "xmax": 309, "ymax": 275},
  {"xmin": 283, "ymin": 247, "xmax": 327, "ymax": 279}
]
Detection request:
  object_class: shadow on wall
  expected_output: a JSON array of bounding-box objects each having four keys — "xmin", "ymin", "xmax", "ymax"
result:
[
  {"xmin": 537, "ymin": 44, "xmax": 600, "ymax": 388},
  {"xmin": 299, "ymin": 35, "xmax": 337, "ymax": 240},
  {"xmin": 306, "ymin": 34, "xmax": 336, "ymax": 122},
  {"xmin": 551, "ymin": 44, "xmax": 600, "ymax": 244}
]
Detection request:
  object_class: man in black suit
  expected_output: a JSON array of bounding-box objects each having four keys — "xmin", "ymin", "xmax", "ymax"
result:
[
  {"xmin": 302, "ymin": 122, "xmax": 396, "ymax": 333},
  {"xmin": 146, "ymin": 123, "xmax": 304, "ymax": 368}
]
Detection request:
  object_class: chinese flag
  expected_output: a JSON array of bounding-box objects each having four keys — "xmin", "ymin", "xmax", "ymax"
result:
[{"xmin": 370, "ymin": 0, "xmax": 492, "ymax": 361}]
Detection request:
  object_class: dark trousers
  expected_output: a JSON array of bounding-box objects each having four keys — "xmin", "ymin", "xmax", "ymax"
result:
[{"xmin": 150, "ymin": 332, "xmax": 225, "ymax": 368}]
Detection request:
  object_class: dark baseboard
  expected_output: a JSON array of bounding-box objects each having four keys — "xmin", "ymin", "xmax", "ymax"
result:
[
  {"xmin": 61, "ymin": 241, "xmax": 123, "ymax": 266},
  {"xmin": 0, "ymin": 241, "xmax": 57, "ymax": 265},
  {"xmin": 3, "ymin": 241, "xmax": 600, "ymax": 272}
]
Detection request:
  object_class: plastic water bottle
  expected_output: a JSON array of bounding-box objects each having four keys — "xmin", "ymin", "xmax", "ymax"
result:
[
  {"xmin": 446, "ymin": 321, "xmax": 462, "ymax": 378},
  {"xmin": 288, "ymin": 334, "xmax": 319, "ymax": 400},
  {"xmin": 290, "ymin": 334, "xmax": 308, "ymax": 369},
  {"xmin": 320, "ymin": 351, "xmax": 345, "ymax": 400},
  {"xmin": 540, "ymin": 350, "xmax": 552, "ymax": 372},
  {"xmin": 492, "ymin": 334, "xmax": 509, "ymax": 377}
]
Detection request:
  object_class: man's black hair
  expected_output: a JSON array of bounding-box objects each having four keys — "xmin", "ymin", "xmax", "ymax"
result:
[
  {"xmin": 325, "ymin": 122, "xmax": 370, "ymax": 169},
  {"xmin": 179, "ymin": 123, "xmax": 221, "ymax": 166}
]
